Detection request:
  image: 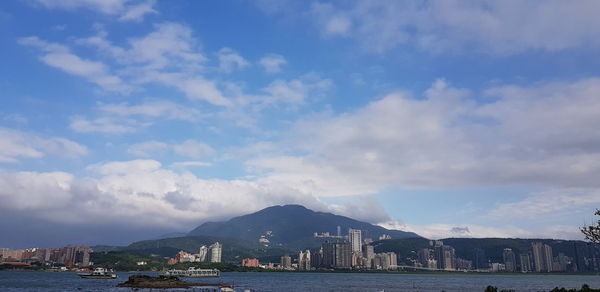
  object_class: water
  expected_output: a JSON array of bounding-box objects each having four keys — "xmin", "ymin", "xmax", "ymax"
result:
[{"xmin": 1, "ymin": 271, "xmax": 600, "ymax": 292}]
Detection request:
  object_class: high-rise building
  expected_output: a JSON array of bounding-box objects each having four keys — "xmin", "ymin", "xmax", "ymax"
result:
[
  {"xmin": 298, "ymin": 250, "xmax": 311, "ymax": 270},
  {"xmin": 198, "ymin": 245, "xmax": 208, "ymax": 262},
  {"xmin": 362, "ymin": 244, "xmax": 375, "ymax": 269},
  {"xmin": 337, "ymin": 226, "xmax": 341, "ymax": 237},
  {"xmin": 434, "ymin": 243, "xmax": 455, "ymax": 270},
  {"xmin": 208, "ymin": 242, "xmax": 222, "ymax": 263},
  {"xmin": 348, "ymin": 229, "xmax": 362, "ymax": 253},
  {"xmin": 280, "ymin": 255, "xmax": 292, "ymax": 269},
  {"xmin": 310, "ymin": 248, "xmax": 323, "ymax": 268},
  {"xmin": 474, "ymin": 248, "xmax": 488, "ymax": 270},
  {"xmin": 519, "ymin": 253, "xmax": 532, "ymax": 273},
  {"xmin": 322, "ymin": 241, "xmax": 352, "ymax": 268},
  {"xmin": 502, "ymin": 248, "xmax": 517, "ymax": 272},
  {"xmin": 373, "ymin": 252, "xmax": 397, "ymax": 270},
  {"xmin": 531, "ymin": 242, "xmax": 553, "ymax": 272}
]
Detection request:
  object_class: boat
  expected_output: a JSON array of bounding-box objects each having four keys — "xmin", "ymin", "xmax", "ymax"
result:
[
  {"xmin": 78, "ymin": 267, "xmax": 118, "ymax": 279},
  {"xmin": 161, "ymin": 267, "xmax": 221, "ymax": 277}
]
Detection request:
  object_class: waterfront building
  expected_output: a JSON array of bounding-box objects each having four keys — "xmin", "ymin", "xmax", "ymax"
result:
[
  {"xmin": 531, "ymin": 242, "xmax": 553, "ymax": 272},
  {"xmin": 434, "ymin": 243, "xmax": 456, "ymax": 270},
  {"xmin": 322, "ymin": 241, "xmax": 352, "ymax": 268},
  {"xmin": 208, "ymin": 242, "xmax": 222, "ymax": 263},
  {"xmin": 362, "ymin": 244, "xmax": 375, "ymax": 269},
  {"xmin": 198, "ymin": 245, "xmax": 208, "ymax": 262},
  {"xmin": 241, "ymin": 258, "xmax": 260, "ymax": 267},
  {"xmin": 373, "ymin": 252, "xmax": 397, "ymax": 270},
  {"xmin": 298, "ymin": 250, "xmax": 311, "ymax": 270},
  {"xmin": 310, "ymin": 248, "xmax": 323, "ymax": 268},
  {"xmin": 348, "ymin": 229, "xmax": 362, "ymax": 253},
  {"xmin": 280, "ymin": 255, "xmax": 292, "ymax": 269},
  {"xmin": 520, "ymin": 253, "xmax": 532, "ymax": 272},
  {"xmin": 474, "ymin": 248, "xmax": 489, "ymax": 270},
  {"xmin": 502, "ymin": 248, "xmax": 517, "ymax": 272}
]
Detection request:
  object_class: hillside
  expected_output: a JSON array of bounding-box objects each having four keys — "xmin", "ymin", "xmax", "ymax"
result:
[{"xmin": 188, "ymin": 204, "xmax": 421, "ymax": 248}]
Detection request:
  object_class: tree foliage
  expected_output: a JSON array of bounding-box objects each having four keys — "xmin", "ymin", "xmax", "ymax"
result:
[{"xmin": 581, "ymin": 210, "xmax": 600, "ymax": 243}]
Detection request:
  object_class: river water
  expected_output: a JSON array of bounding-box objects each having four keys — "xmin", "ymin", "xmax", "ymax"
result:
[{"xmin": 1, "ymin": 271, "xmax": 600, "ymax": 292}]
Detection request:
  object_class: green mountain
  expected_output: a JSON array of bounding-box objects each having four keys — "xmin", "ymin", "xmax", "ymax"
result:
[{"xmin": 188, "ymin": 204, "xmax": 421, "ymax": 249}]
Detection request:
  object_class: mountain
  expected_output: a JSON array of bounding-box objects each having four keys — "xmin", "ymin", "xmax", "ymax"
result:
[{"xmin": 188, "ymin": 204, "xmax": 421, "ymax": 249}]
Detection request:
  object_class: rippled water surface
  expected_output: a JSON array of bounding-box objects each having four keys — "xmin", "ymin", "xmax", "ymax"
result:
[{"xmin": 1, "ymin": 271, "xmax": 600, "ymax": 292}]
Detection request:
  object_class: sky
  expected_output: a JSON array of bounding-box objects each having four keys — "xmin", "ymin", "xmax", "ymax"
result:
[{"xmin": 1, "ymin": 0, "xmax": 600, "ymax": 249}]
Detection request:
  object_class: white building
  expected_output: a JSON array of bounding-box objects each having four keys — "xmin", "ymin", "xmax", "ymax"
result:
[
  {"xmin": 348, "ymin": 229, "xmax": 362, "ymax": 253},
  {"xmin": 209, "ymin": 242, "xmax": 222, "ymax": 263}
]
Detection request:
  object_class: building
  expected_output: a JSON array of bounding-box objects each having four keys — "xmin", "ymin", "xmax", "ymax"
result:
[
  {"xmin": 298, "ymin": 250, "xmax": 311, "ymax": 270},
  {"xmin": 197, "ymin": 245, "xmax": 208, "ymax": 262},
  {"xmin": 280, "ymin": 255, "xmax": 292, "ymax": 269},
  {"xmin": 474, "ymin": 248, "xmax": 488, "ymax": 270},
  {"xmin": 502, "ymin": 248, "xmax": 517, "ymax": 272},
  {"xmin": 520, "ymin": 253, "xmax": 532, "ymax": 272},
  {"xmin": 241, "ymin": 258, "xmax": 260, "ymax": 267},
  {"xmin": 208, "ymin": 242, "xmax": 222, "ymax": 263},
  {"xmin": 362, "ymin": 244, "xmax": 375, "ymax": 269},
  {"xmin": 373, "ymin": 252, "xmax": 397, "ymax": 270},
  {"xmin": 531, "ymin": 242, "xmax": 553, "ymax": 272},
  {"xmin": 348, "ymin": 229, "xmax": 362, "ymax": 253},
  {"xmin": 310, "ymin": 248, "xmax": 323, "ymax": 268},
  {"xmin": 322, "ymin": 241, "xmax": 352, "ymax": 268},
  {"xmin": 434, "ymin": 242, "xmax": 455, "ymax": 270}
]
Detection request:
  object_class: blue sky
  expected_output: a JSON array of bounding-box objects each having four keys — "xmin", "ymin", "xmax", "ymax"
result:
[{"xmin": 1, "ymin": 0, "xmax": 600, "ymax": 248}]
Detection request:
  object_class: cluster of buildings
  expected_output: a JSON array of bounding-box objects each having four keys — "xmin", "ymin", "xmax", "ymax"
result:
[
  {"xmin": 243, "ymin": 228, "xmax": 398, "ymax": 270},
  {"xmin": 167, "ymin": 242, "xmax": 222, "ymax": 265},
  {"xmin": 416, "ymin": 241, "xmax": 472, "ymax": 270},
  {"xmin": 414, "ymin": 241, "xmax": 597, "ymax": 273},
  {"xmin": 0, "ymin": 246, "xmax": 92, "ymax": 267}
]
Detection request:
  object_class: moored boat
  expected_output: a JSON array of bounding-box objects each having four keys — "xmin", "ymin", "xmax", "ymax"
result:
[{"xmin": 78, "ymin": 267, "xmax": 118, "ymax": 279}]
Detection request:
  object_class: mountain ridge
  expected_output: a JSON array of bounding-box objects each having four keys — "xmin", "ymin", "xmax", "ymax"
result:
[{"xmin": 188, "ymin": 204, "xmax": 421, "ymax": 249}]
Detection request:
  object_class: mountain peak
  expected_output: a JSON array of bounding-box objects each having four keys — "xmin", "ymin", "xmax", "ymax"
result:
[{"xmin": 188, "ymin": 204, "xmax": 420, "ymax": 248}]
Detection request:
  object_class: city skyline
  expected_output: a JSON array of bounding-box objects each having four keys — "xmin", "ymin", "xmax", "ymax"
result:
[{"xmin": 1, "ymin": 0, "xmax": 600, "ymax": 248}]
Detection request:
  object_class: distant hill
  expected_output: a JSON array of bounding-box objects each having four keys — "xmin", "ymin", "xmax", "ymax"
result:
[{"xmin": 188, "ymin": 204, "xmax": 421, "ymax": 249}]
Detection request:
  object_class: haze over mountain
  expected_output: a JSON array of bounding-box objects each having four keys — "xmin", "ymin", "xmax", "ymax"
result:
[{"xmin": 188, "ymin": 205, "xmax": 420, "ymax": 248}]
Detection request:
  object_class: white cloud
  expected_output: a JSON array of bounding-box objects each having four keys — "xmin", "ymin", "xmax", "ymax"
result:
[
  {"xmin": 127, "ymin": 141, "xmax": 168, "ymax": 157},
  {"xmin": 247, "ymin": 77, "xmax": 600, "ymax": 197},
  {"xmin": 0, "ymin": 127, "xmax": 88, "ymax": 163},
  {"xmin": 32, "ymin": 0, "xmax": 157, "ymax": 22},
  {"xmin": 69, "ymin": 116, "xmax": 138, "ymax": 134},
  {"xmin": 170, "ymin": 161, "xmax": 212, "ymax": 168},
  {"xmin": 128, "ymin": 140, "xmax": 216, "ymax": 159},
  {"xmin": 301, "ymin": 0, "xmax": 600, "ymax": 54},
  {"xmin": 19, "ymin": 37, "xmax": 133, "ymax": 94},
  {"xmin": 258, "ymin": 74, "xmax": 333, "ymax": 106},
  {"xmin": 99, "ymin": 100, "xmax": 203, "ymax": 122},
  {"xmin": 489, "ymin": 188, "xmax": 600, "ymax": 220},
  {"xmin": 173, "ymin": 140, "xmax": 215, "ymax": 159},
  {"xmin": 329, "ymin": 197, "xmax": 391, "ymax": 223},
  {"xmin": 258, "ymin": 54, "xmax": 287, "ymax": 73},
  {"xmin": 0, "ymin": 160, "xmax": 326, "ymax": 228},
  {"xmin": 217, "ymin": 48, "xmax": 249, "ymax": 73},
  {"xmin": 380, "ymin": 221, "xmax": 585, "ymax": 240}
]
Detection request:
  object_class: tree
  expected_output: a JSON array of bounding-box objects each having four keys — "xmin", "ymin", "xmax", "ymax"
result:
[{"xmin": 581, "ymin": 210, "xmax": 600, "ymax": 243}]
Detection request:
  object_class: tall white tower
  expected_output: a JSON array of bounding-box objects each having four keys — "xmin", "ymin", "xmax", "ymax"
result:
[{"xmin": 348, "ymin": 228, "xmax": 362, "ymax": 253}]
